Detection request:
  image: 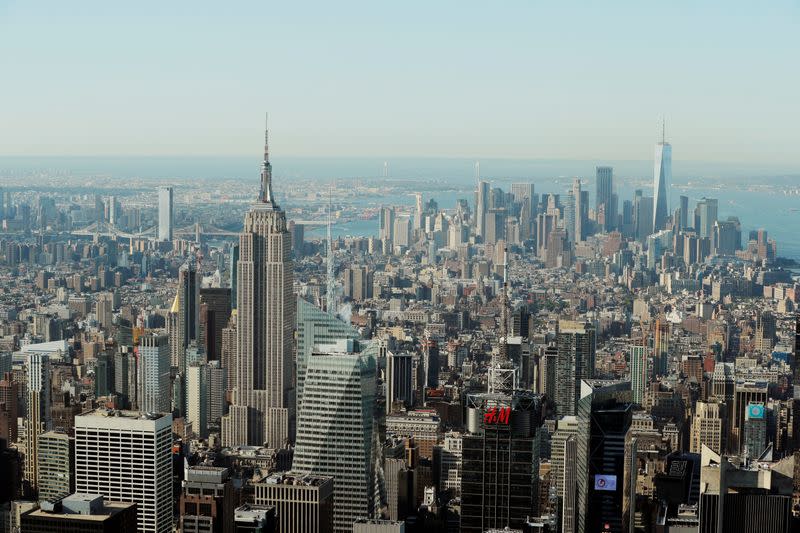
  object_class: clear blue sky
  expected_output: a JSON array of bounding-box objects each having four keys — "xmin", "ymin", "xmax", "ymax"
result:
[{"xmin": 1, "ymin": 1, "xmax": 798, "ymax": 163}]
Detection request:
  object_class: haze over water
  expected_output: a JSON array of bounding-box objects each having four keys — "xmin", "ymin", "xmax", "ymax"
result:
[{"xmin": 1, "ymin": 155, "xmax": 798, "ymax": 262}]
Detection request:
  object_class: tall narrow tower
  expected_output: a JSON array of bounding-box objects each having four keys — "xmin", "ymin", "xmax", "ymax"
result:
[
  {"xmin": 222, "ymin": 116, "xmax": 296, "ymax": 448},
  {"xmin": 653, "ymin": 120, "xmax": 671, "ymax": 232}
]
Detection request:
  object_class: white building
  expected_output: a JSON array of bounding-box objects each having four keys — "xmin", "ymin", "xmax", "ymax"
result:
[
  {"xmin": 187, "ymin": 363, "xmax": 209, "ymax": 439},
  {"xmin": 75, "ymin": 409, "xmax": 172, "ymax": 533},
  {"xmin": 439, "ymin": 432, "xmax": 462, "ymax": 494},
  {"xmin": 157, "ymin": 186, "xmax": 173, "ymax": 241},
  {"xmin": 138, "ymin": 334, "xmax": 170, "ymax": 414}
]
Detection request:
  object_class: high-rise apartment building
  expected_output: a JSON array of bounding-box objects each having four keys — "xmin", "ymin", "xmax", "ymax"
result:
[
  {"xmin": 630, "ymin": 343, "xmax": 649, "ymax": 405},
  {"xmin": 137, "ymin": 334, "xmax": 171, "ymax": 415},
  {"xmin": 114, "ymin": 347, "xmax": 137, "ymax": 409},
  {"xmin": 157, "ymin": 186, "xmax": 173, "ymax": 242},
  {"xmin": 653, "ymin": 128, "xmax": 671, "ymax": 231},
  {"xmin": 292, "ymin": 348, "xmax": 376, "ymax": 533},
  {"xmin": 222, "ymin": 120, "xmax": 296, "ymax": 449},
  {"xmin": 199, "ymin": 287, "xmax": 232, "ymax": 361},
  {"xmin": 36, "ymin": 430, "xmax": 74, "ymax": 501},
  {"xmin": 0, "ymin": 372, "xmax": 19, "ymax": 444},
  {"xmin": 555, "ymin": 321, "xmax": 596, "ymax": 416},
  {"xmin": 24, "ymin": 353, "xmax": 51, "ymax": 495},
  {"xmin": 550, "ymin": 415, "xmax": 580, "ymax": 518},
  {"xmin": 171, "ymin": 261, "xmax": 201, "ymax": 374},
  {"xmin": 438, "ymin": 432, "xmax": 462, "ymax": 495},
  {"xmin": 187, "ymin": 363, "xmax": 209, "ymax": 439},
  {"xmin": 75, "ymin": 410, "xmax": 172, "ymax": 533},
  {"xmin": 386, "ymin": 351, "xmax": 413, "ymax": 414}
]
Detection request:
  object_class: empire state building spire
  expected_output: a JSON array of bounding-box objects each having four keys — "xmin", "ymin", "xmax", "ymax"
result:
[
  {"xmin": 259, "ymin": 112, "xmax": 275, "ymax": 205},
  {"xmin": 222, "ymin": 114, "xmax": 295, "ymax": 449}
]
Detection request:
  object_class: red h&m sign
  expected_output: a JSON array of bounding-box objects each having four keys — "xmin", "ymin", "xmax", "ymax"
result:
[{"xmin": 483, "ymin": 406, "xmax": 511, "ymax": 425}]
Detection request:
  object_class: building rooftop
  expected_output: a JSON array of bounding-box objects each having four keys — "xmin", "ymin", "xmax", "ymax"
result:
[
  {"xmin": 263, "ymin": 472, "xmax": 333, "ymax": 487},
  {"xmin": 80, "ymin": 408, "xmax": 168, "ymax": 420},
  {"xmin": 28, "ymin": 494, "xmax": 135, "ymax": 522}
]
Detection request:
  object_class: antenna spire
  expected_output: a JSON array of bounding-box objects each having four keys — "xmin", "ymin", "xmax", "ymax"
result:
[
  {"xmin": 661, "ymin": 117, "xmax": 665, "ymax": 144},
  {"xmin": 326, "ymin": 187, "xmax": 338, "ymax": 315},
  {"xmin": 259, "ymin": 112, "xmax": 274, "ymax": 204}
]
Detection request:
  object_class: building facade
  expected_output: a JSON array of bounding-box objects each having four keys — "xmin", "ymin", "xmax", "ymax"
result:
[{"xmin": 74, "ymin": 410, "xmax": 172, "ymax": 533}]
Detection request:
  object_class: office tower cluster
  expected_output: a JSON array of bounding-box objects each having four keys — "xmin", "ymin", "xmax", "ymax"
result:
[{"xmin": 0, "ymin": 117, "xmax": 798, "ymax": 533}]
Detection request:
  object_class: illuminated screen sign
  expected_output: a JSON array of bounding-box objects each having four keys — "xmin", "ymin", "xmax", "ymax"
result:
[
  {"xmin": 594, "ymin": 474, "xmax": 617, "ymax": 491},
  {"xmin": 747, "ymin": 403, "xmax": 765, "ymax": 420},
  {"xmin": 483, "ymin": 407, "xmax": 510, "ymax": 425}
]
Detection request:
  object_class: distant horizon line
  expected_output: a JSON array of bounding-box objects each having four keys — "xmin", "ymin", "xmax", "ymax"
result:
[{"xmin": 0, "ymin": 153, "xmax": 798, "ymax": 167}]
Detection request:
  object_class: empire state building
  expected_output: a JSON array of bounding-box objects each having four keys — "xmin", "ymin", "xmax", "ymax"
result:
[{"xmin": 222, "ymin": 117, "xmax": 296, "ymax": 448}]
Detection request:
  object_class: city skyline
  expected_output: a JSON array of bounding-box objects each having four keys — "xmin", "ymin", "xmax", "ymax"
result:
[
  {"xmin": 1, "ymin": 3, "xmax": 799, "ymax": 532},
  {"xmin": 1, "ymin": 2, "xmax": 799, "ymax": 164}
]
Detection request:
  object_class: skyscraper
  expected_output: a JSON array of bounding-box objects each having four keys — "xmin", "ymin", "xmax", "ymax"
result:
[
  {"xmin": 187, "ymin": 363, "xmax": 210, "ymax": 439},
  {"xmin": 292, "ymin": 348, "xmax": 376, "ymax": 533},
  {"xmin": 222, "ymin": 118, "xmax": 296, "ymax": 449},
  {"xmin": 36, "ymin": 430, "xmax": 73, "ymax": 501},
  {"xmin": 229, "ymin": 243, "xmax": 239, "ymax": 309},
  {"xmin": 576, "ymin": 380, "xmax": 632, "ymax": 533},
  {"xmin": 595, "ymin": 166, "xmax": 614, "ymax": 231},
  {"xmin": 137, "ymin": 334, "xmax": 171, "ymax": 415},
  {"xmin": 24, "ymin": 353, "xmax": 51, "ymax": 495},
  {"xmin": 678, "ymin": 194, "xmax": 689, "ymax": 230},
  {"xmin": 653, "ymin": 124, "xmax": 671, "ymax": 231},
  {"xmin": 199, "ymin": 287, "xmax": 232, "ymax": 361},
  {"xmin": 173, "ymin": 261, "xmax": 200, "ymax": 374},
  {"xmin": 476, "ymin": 180, "xmax": 489, "ymax": 239},
  {"xmin": 295, "ymin": 297, "xmax": 359, "ymax": 410},
  {"xmin": 379, "ymin": 206, "xmax": 395, "ymax": 244},
  {"xmin": 573, "ymin": 178, "xmax": 584, "ymax": 242},
  {"xmin": 157, "ymin": 186, "xmax": 173, "ymax": 241},
  {"xmin": 555, "ymin": 321, "xmax": 596, "ymax": 416},
  {"xmin": 386, "ymin": 351, "xmax": 413, "ymax": 414},
  {"xmin": 75, "ymin": 409, "xmax": 172, "ymax": 533},
  {"xmin": 629, "ymin": 343, "xmax": 649, "ymax": 405},
  {"xmin": 695, "ymin": 197, "xmax": 718, "ymax": 239},
  {"xmin": 460, "ymin": 392, "xmax": 542, "ymax": 532}
]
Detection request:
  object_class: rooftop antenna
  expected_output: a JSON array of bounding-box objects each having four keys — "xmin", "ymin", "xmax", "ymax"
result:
[
  {"xmin": 500, "ymin": 243, "xmax": 509, "ymax": 361},
  {"xmin": 260, "ymin": 112, "xmax": 274, "ymax": 204},
  {"xmin": 474, "ymin": 161, "xmax": 480, "ymax": 182},
  {"xmin": 488, "ymin": 242, "xmax": 517, "ymax": 394},
  {"xmin": 326, "ymin": 187, "xmax": 338, "ymax": 316},
  {"xmin": 661, "ymin": 117, "xmax": 666, "ymax": 144}
]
